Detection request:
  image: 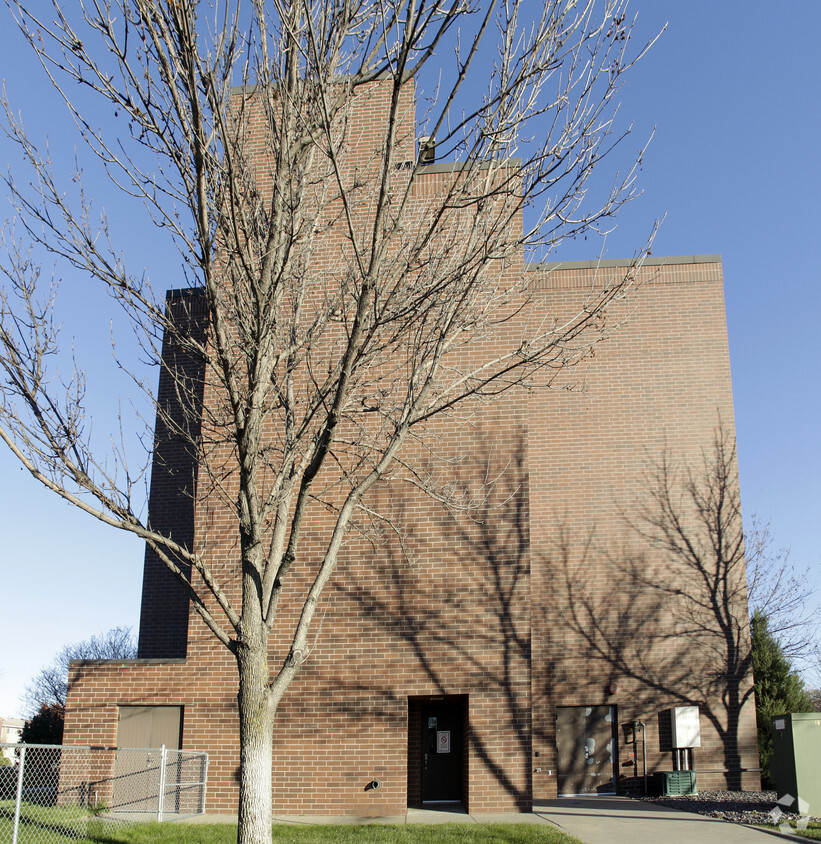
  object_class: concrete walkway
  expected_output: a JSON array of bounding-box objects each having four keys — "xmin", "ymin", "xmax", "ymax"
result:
[
  {"xmin": 533, "ymin": 797, "xmax": 798, "ymax": 844},
  {"xmin": 178, "ymin": 797, "xmax": 800, "ymax": 843}
]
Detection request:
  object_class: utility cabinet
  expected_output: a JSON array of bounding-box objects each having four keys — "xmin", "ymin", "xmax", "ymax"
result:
[
  {"xmin": 655, "ymin": 706, "xmax": 700, "ymax": 796},
  {"xmin": 654, "ymin": 770, "xmax": 697, "ymax": 796},
  {"xmin": 771, "ymin": 713, "xmax": 821, "ymax": 813},
  {"xmin": 671, "ymin": 706, "xmax": 701, "ymax": 748}
]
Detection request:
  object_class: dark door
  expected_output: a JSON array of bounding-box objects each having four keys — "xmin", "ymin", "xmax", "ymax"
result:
[
  {"xmin": 421, "ymin": 702, "xmax": 463, "ymax": 802},
  {"xmin": 556, "ymin": 705, "xmax": 616, "ymax": 795}
]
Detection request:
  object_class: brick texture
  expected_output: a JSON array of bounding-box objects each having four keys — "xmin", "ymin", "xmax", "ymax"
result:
[
  {"xmin": 137, "ymin": 290, "xmax": 207, "ymax": 658},
  {"xmin": 63, "ymin": 80, "xmax": 758, "ymax": 815}
]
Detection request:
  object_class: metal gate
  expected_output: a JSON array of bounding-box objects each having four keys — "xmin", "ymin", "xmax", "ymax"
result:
[{"xmin": 0, "ymin": 743, "xmax": 208, "ymax": 843}]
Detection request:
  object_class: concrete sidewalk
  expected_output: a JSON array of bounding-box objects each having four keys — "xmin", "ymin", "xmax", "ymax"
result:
[{"xmin": 533, "ymin": 797, "xmax": 797, "ymax": 844}]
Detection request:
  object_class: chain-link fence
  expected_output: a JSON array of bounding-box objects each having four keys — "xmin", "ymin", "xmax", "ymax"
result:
[{"xmin": 0, "ymin": 743, "xmax": 208, "ymax": 843}]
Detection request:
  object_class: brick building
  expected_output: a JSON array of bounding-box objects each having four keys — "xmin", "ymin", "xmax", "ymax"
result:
[{"xmin": 63, "ymin": 80, "xmax": 759, "ymax": 815}]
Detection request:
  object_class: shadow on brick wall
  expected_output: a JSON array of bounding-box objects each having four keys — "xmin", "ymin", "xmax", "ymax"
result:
[
  {"xmin": 547, "ymin": 428, "xmax": 757, "ymax": 790},
  {"xmin": 332, "ymin": 429, "xmax": 560, "ymax": 810}
]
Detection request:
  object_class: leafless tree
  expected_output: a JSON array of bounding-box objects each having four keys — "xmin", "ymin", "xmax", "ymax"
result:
[
  {"xmin": 570, "ymin": 429, "xmax": 821, "ymax": 781},
  {"xmin": 23, "ymin": 627, "xmax": 137, "ymax": 717},
  {"xmin": 0, "ymin": 2, "xmax": 657, "ymax": 840},
  {"xmin": 745, "ymin": 514, "xmax": 821, "ymax": 673}
]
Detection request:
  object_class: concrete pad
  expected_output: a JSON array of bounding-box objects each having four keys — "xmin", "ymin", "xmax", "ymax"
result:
[
  {"xmin": 174, "ymin": 813, "xmax": 238, "ymax": 824},
  {"xmin": 272, "ymin": 814, "xmax": 409, "ymax": 825},
  {"xmin": 464, "ymin": 813, "xmax": 555, "ymax": 824},
  {"xmin": 179, "ymin": 804, "xmax": 552, "ymax": 826},
  {"xmin": 534, "ymin": 797, "xmax": 792, "ymax": 844},
  {"xmin": 406, "ymin": 805, "xmax": 470, "ymax": 823}
]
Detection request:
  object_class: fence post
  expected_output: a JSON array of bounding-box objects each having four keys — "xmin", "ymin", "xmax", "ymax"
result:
[
  {"xmin": 202, "ymin": 752, "xmax": 210, "ymax": 815},
  {"xmin": 157, "ymin": 744, "xmax": 167, "ymax": 823},
  {"xmin": 12, "ymin": 744, "xmax": 25, "ymax": 844}
]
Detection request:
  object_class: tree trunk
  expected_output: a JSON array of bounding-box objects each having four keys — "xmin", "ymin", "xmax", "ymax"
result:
[{"xmin": 236, "ymin": 642, "xmax": 275, "ymax": 844}]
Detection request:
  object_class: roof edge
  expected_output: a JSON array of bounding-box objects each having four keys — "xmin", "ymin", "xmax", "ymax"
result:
[
  {"xmin": 68, "ymin": 658, "xmax": 187, "ymax": 666},
  {"xmin": 527, "ymin": 254, "xmax": 721, "ymax": 271}
]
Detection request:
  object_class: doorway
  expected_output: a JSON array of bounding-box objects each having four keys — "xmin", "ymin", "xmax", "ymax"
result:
[
  {"xmin": 112, "ymin": 705, "xmax": 183, "ymax": 811},
  {"xmin": 408, "ymin": 697, "xmax": 466, "ymax": 805},
  {"xmin": 556, "ymin": 705, "xmax": 617, "ymax": 796}
]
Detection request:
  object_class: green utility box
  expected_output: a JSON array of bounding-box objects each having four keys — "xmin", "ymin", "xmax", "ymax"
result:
[
  {"xmin": 771, "ymin": 713, "xmax": 821, "ymax": 814},
  {"xmin": 654, "ymin": 770, "xmax": 697, "ymax": 796}
]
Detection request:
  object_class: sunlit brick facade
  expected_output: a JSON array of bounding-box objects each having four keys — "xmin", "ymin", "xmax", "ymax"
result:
[{"xmin": 64, "ymin": 81, "xmax": 759, "ymax": 815}]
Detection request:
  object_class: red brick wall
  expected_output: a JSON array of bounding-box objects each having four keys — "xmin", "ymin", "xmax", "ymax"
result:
[
  {"xmin": 64, "ymin": 79, "xmax": 759, "ymax": 814},
  {"xmin": 528, "ymin": 257, "xmax": 759, "ymax": 796},
  {"xmin": 137, "ymin": 290, "xmax": 208, "ymax": 659}
]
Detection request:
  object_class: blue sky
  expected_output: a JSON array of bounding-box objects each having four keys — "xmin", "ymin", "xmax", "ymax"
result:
[{"xmin": 1, "ymin": 1, "xmax": 819, "ymax": 718}]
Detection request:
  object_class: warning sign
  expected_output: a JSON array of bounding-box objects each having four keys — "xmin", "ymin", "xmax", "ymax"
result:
[{"xmin": 437, "ymin": 730, "xmax": 451, "ymax": 753}]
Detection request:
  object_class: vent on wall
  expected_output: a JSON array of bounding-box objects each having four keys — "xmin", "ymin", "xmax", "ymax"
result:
[{"xmin": 418, "ymin": 136, "xmax": 435, "ymax": 164}]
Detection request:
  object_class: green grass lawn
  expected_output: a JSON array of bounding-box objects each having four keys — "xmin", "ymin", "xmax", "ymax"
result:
[
  {"xmin": 1, "ymin": 798, "xmax": 98, "ymax": 842},
  {"xmin": 757, "ymin": 820, "xmax": 821, "ymax": 841},
  {"xmin": 785, "ymin": 820, "xmax": 821, "ymax": 841},
  {"xmin": 1, "ymin": 802, "xmax": 584, "ymax": 844},
  {"xmin": 90, "ymin": 822, "xmax": 583, "ymax": 844}
]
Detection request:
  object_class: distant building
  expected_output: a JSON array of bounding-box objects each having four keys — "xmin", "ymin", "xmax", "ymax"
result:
[{"xmin": 1, "ymin": 717, "xmax": 24, "ymax": 761}]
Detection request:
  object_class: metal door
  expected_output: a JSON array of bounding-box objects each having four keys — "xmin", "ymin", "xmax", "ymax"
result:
[
  {"xmin": 421, "ymin": 702, "xmax": 463, "ymax": 802},
  {"xmin": 556, "ymin": 705, "xmax": 616, "ymax": 795},
  {"xmin": 113, "ymin": 706, "xmax": 182, "ymax": 811}
]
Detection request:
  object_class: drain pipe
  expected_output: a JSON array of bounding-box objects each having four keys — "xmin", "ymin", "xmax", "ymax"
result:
[{"xmin": 633, "ymin": 721, "xmax": 647, "ymax": 794}]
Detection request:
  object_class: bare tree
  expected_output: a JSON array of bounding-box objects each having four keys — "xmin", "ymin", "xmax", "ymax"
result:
[
  {"xmin": 565, "ymin": 429, "xmax": 821, "ymax": 784},
  {"xmin": 745, "ymin": 514, "xmax": 821, "ymax": 671},
  {"xmin": 0, "ymin": 2, "xmax": 656, "ymax": 841},
  {"xmin": 23, "ymin": 626, "xmax": 137, "ymax": 717}
]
